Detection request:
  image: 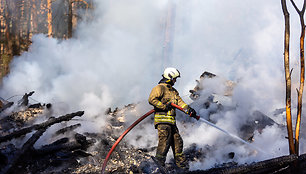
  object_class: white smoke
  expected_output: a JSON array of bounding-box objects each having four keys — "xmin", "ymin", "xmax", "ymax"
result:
[{"xmin": 1, "ymin": 0, "xmax": 306, "ymax": 171}]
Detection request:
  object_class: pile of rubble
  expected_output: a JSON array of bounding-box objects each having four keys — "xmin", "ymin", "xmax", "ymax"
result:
[
  {"xmin": 0, "ymin": 92, "xmax": 167, "ymax": 173},
  {"xmin": 0, "ymin": 92, "xmax": 92, "ymax": 173}
]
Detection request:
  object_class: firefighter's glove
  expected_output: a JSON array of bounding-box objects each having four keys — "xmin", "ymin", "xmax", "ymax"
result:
[
  {"xmin": 186, "ymin": 107, "xmax": 196, "ymax": 115},
  {"xmin": 165, "ymin": 102, "xmax": 173, "ymax": 111},
  {"xmin": 186, "ymin": 107, "xmax": 199, "ymax": 120}
]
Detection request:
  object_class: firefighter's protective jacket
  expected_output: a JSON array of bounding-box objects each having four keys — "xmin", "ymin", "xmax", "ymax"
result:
[{"xmin": 148, "ymin": 82, "xmax": 188, "ymax": 127}]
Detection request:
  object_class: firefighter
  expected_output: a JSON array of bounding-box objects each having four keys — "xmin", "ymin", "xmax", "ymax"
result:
[{"xmin": 148, "ymin": 67, "xmax": 198, "ymax": 171}]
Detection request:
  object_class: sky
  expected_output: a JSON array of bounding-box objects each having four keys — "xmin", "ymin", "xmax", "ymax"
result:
[{"xmin": 1, "ymin": 0, "xmax": 306, "ymax": 171}]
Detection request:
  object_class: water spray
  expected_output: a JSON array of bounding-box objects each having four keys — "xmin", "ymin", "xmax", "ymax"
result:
[
  {"xmin": 170, "ymin": 103, "xmax": 268, "ymax": 154},
  {"xmin": 198, "ymin": 117, "xmax": 268, "ymax": 154}
]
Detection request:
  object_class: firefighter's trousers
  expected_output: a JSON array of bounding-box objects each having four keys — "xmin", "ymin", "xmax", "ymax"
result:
[{"xmin": 155, "ymin": 123, "xmax": 188, "ymax": 169}]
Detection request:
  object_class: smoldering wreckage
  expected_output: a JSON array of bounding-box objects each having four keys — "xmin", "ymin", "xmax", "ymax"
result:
[{"xmin": 0, "ymin": 72, "xmax": 306, "ymax": 174}]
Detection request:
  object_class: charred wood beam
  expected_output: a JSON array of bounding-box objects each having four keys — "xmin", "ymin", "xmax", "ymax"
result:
[
  {"xmin": 0, "ymin": 116, "xmax": 16, "ymax": 132},
  {"xmin": 0, "ymin": 102, "xmax": 14, "ymax": 113},
  {"xmin": 33, "ymin": 137, "xmax": 70, "ymax": 155},
  {"xmin": 1, "ymin": 128, "xmax": 47, "ymax": 174},
  {"xmin": 228, "ymin": 154, "xmax": 297, "ymax": 174},
  {"xmin": 28, "ymin": 103, "xmax": 42, "ymax": 108},
  {"xmin": 75, "ymin": 133, "xmax": 94, "ymax": 147},
  {"xmin": 18, "ymin": 91, "xmax": 34, "ymax": 106},
  {"xmin": 34, "ymin": 140, "xmax": 95, "ymax": 156},
  {"xmin": 189, "ymin": 154, "xmax": 298, "ymax": 174},
  {"xmin": 38, "ymin": 137, "xmax": 70, "ymax": 151},
  {"xmin": 298, "ymin": 153, "xmax": 306, "ymax": 173},
  {"xmin": 47, "ymin": 137, "xmax": 70, "ymax": 146},
  {"xmin": 54, "ymin": 123, "xmax": 81, "ymax": 136},
  {"xmin": 0, "ymin": 111, "xmax": 84, "ymax": 143},
  {"xmin": 34, "ymin": 134, "xmax": 95, "ymax": 155},
  {"xmin": 35, "ymin": 141, "xmax": 84, "ymax": 155},
  {"xmin": 137, "ymin": 147, "xmax": 157, "ymax": 153}
]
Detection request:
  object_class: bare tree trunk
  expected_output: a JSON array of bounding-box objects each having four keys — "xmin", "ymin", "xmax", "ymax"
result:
[
  {"xmin": 26, "ymin": 0, "xmax": 32, "ymax": 40},
  {"xmin": 290, "ymin": 0, "xmax": 306, "ymax": 156},
  {"xmin": 69, "ymin": 0, "xmax": 90, "ymax": 38},
  {"xmin": 39, "ymin": 0, "xmax": 45, "ymax": 33},
  {"xmin": 11, "ymin": 0, "xmax": 21, "ymax": 56},
  {"xmin": 281, "ymin": 0, "xmax": 296, "ymax": 155},
  {"xmin": 73, "ymin": 0, "xmax": 89, "ymax": 19},
  {"xmin": 68, "ymin": 0, "xmax": 73, "ymax": 38},
  {"xmin": 0, "ymin": 0, "xmax": 5, "ymax": 54},
  {"xmin": 2, "ymin": 0, "xmax": 12, "ymax": 55},
  {"xmin": 0, "ymin": 0, "xmax": 5, "ymax": 79},
  {"xmin": 47, "ymin": 0, "xmax": 52, "ymax": 37},
  {"xmin": 20, "ymin": 0, "xmax": 25, "ymax": 36},
  {"xmin": 2, "ymin": 0, "xmax": 14, "ymax": 77},
  {"xmin": 296, "ymin": 5, "xmax": 305, "ymax": 156},
  {"xmin": 31, "ymin": 0, "xmax": 37, "ymax": 35}
]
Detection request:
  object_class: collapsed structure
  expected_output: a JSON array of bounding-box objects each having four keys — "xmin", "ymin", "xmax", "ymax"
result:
[{"xmin": 0, "ymin": 72, "xmax": 306, "ymax": 174}]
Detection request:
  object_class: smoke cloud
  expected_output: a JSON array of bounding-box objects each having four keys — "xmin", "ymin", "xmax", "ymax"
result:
[{"xmin": 1, "ymin": 0, "xmax": 306, "ymax": 171}]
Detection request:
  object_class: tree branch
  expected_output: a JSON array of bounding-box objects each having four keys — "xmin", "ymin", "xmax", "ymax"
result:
[
  {"xmin": 290, "ymin": 0, "xmax": 301, "ymax": 13},
  {"xmin": 302, "ymin": 0, "xmax": 306, "ymax": 14}
]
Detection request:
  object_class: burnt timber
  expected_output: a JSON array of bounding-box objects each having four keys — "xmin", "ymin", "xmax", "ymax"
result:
[
  {"xmin": 188, "ymin": 154, "xmax": 306, "ymax": 174},
  {"xmin": 0, "ymin": 111, "xmax": 85, "ymax": 143}
]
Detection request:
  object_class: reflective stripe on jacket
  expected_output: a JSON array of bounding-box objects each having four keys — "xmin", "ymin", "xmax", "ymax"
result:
[{"xmin": 148, "ymin": 83, "xmax": 188, "ymax": 126}]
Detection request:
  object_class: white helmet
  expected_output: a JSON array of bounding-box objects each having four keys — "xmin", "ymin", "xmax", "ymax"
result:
[{"xmin": 163, "ymin": 67, "xmax": 180, "ymax": 80}]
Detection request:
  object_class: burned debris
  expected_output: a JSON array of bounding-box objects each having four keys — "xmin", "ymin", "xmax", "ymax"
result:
[
  {"xmin": 187, "ymin": 72, "xmax": 278, "ymax": 142},
  {"xmin": 55, "ymin": 123, "xmax": 82, "ymax": 136},
  {"xmin": 18, "ymin": 91, "xmax": 35, "ymax": 107},
  {"xmin": 0, "ymin": 102, "xmax": 13, "ymax": 114},
  {"xmin": 181, "ymin": 71, "xmax": 306, "ymax": 173},
  {"xmin": 0, "ymin": 111, "xmax": 85, "ymax": 144},
  {"xmin": 0, "ymin": 92, "xmax": 91, "ymax": 174},
  {"xmin": 189, "ymin": 71, "xmax": 235, "ymax": 100},
  {"xmin": 0, "ymin": 92, "xmax": 166, "ymax": 174},
  {"xmin": 189, "ymin": 154, "xmax": 306, "ymax": 174},
  {"xmin": 2, "ymin": 128, "xmax": 47, "ymax": 174}
]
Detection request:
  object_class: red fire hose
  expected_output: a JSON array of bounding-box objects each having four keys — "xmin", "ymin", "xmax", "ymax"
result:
[
  {"xmin": 171, "ymin": 103, "xmax": 200, "ymax": 120},
  {"xmin": 101, "ymin": 103, "xmax": 199, "ymax": 173},
  {"xmin": 101, "ymin": 109, "xmax": 155, "ymax": 174}
]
